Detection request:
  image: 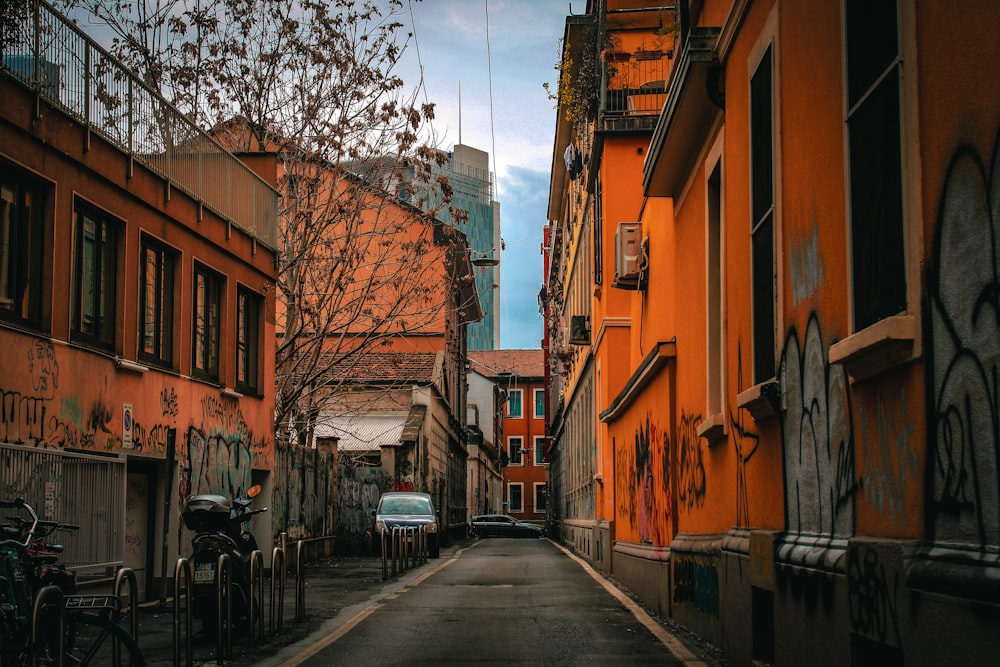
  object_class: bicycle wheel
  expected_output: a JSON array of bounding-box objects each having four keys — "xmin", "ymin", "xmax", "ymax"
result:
[{"xmin": 62, "ymin": 612, "xmax": 145, "ymax": 666}]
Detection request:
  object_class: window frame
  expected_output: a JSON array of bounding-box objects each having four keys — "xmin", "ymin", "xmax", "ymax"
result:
[
  {"xmin": 534, "ymin": 436, "xmax": 547, "ymax": 465},
  {"xmin": 71, "ymin": 201, "xmax": 120, "ymax": 351},
  {"xmin": 235, "ymin": 285, "xmax": 262, "ymax": 395},
  {"xmin": 844, "ymin": 0, "xmax": 907, "ymax": 332},
  {"xmin": 138, "ymin": 234, "xmax": 177, "ymax": 368},
  {"xmin": 533, "ymin": 482, "xmax": 547, "ymax": 513},
  {"xmin": 192, "ymin": 262, "xmax": 224, "ymax": 382},
  {"xmin": 749, "ymin": 41, "xmax": 777, "ymax": 385},
  {"xmin": 508, "ymin": 436, "xmax": 524, "ymax": 467},
  {"xmin": 533, "ymin": 387, "xmax": 545, "ymax": 419},
  {"xmin": 0, "ymin": 161, "xmax": 48, "ymax": 330},
  {"xmin": 508, "ymin": 482, "xmax": 523, "ymax": 513},
  {"xmin": 507, "ymin": 388, "xmax": 523, "ymax": 418}
]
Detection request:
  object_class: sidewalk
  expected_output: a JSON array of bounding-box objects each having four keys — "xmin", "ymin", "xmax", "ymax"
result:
[{"xmin": 137, "ymin": 543, "xmax": 455, "ymax": 666}]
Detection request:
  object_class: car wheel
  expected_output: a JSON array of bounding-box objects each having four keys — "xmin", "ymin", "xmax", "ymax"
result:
[{"xmin": 467, "ymin": 526, "xmax": 479, "ymax": 539}]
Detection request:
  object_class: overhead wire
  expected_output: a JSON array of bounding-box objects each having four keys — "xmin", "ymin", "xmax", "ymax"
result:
[{"xmin": 485, "ymin": 0, "xmax": 506, "ymax": 348}]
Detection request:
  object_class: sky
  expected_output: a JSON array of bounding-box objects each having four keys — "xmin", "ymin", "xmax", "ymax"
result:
[{"xmin": 394, "ymin": 1, "xmax": 570, "ymax": 350}]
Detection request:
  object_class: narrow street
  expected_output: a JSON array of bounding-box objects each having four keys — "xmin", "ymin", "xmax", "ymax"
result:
[{"xmin": 260, "ymin": 539, "xmax": 723, "ymax": 667}]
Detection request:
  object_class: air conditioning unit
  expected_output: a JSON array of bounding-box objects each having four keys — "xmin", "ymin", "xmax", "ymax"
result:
[
  {"xmin": 568, "ymin": 315, "xmax": 590, "ymax": 345},
  {"xmin": 614, "ymin": 222, "xmax": 642, "ymax": 287}
]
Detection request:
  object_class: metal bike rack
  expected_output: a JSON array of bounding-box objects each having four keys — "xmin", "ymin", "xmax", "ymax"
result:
[
  {"xmin": 114, "ymin": 567, "xmax": 140, "ymax": 643},
  {"xmin": 215, "ymin": 553, "xmax": 232, "ymax": 663},
  {"xmin": 248, "ymin": 550, "xmax": 263, "ymax": 646},
  {"xmin": 173, "ymin": 558, "xmax": 193, "ymax": 667},
  {"xmin": 294, "ymin": 541, "xmax": 305, "ymax": 622},
  {"xmin": 32, "ymin": 584, "xmax": 64, "ymax": 667},
  {"xmin": 112, "ymin": 567, "xmax": 139, "ymax": 667},
  {"xmin": 270, "ymin": 545, "xmax": 285, "ymax": 635}
]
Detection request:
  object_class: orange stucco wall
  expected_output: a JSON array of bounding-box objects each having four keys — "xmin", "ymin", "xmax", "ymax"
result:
[{"xmin": 0, "ymin": 77, "xmax": 276, "ymax": 491}]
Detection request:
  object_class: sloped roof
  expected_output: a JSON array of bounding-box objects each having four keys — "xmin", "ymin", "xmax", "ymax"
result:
[
  {"xmin": 315, "ymin": 413, "xmax": 408, "ymax": 452},
  {"xmin": 468, "ymin": 349, "xmax": 544, "ymax": 380},
  {"xmin": 326, "ymin": 351, "xmax": 438, "ymax": 385}
]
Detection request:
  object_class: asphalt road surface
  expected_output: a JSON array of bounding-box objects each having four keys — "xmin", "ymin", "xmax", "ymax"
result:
[{"xmin": 263, "ymin": 538, "xmax": 719, "ymax": 666}]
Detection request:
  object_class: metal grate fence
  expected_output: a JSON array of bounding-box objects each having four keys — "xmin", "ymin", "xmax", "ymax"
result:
[{"xmin": 0, "ymin": 442, "xmax": 125, "ymax": 571}]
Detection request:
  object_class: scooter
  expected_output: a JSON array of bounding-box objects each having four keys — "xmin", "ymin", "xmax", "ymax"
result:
[{"xmin": 181, "ymin": 485, "xmax": 266, "ymax": 637}]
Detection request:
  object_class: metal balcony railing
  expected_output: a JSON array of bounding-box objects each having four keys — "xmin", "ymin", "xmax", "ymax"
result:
[
  {"xmin": 600, "ymin": 48, "xmax": 672, "ymax": 133},
  {"xmin": 0, "ymin": 0, "xmax": 279, "ymax": 250}
]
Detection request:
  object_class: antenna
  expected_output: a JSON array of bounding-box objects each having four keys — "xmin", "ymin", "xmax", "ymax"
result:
[{"xmin": 459, "ymin": 81, "xmax": 462, "ymax": 145}]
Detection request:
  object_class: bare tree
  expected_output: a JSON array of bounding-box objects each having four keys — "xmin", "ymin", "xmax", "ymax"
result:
[{"xmin": 60, "ymin": 0, "xmax": 471, "ymax": 446}]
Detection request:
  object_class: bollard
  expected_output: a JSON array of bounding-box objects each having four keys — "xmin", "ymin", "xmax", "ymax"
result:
[
  {"xmin": 270, "ymin": 545, "xmax": 285, "ymax": 635},
  {"xmin": 248, "ymin": 550, "xmax": 264, "ymax": 646},
  {"xmin": 380, "ymin": 530, "xmax": 389, "ymax": 580},
  {"xmin": 173, "ymin": 558, "xmax": 193, "ymax": 667},
  {"xmin": 294, "ymin": 540, "xmax": 305, "ymax": 622},
  {"xmin": 32, "ymin": 585, "xmax": 64, "ymax": 667},
  {"xmin": 390, "ymin": 527, "xmax": 399, "ymax": 577}
]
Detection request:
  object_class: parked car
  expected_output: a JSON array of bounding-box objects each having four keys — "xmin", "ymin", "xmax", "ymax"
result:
[
  {"xmin": 468, "ymin": 514, "xmax": 544, "ymax": 539},
  {"xmin": 373, "ymin": 491, "xmax": 440, "ymax": 558}
]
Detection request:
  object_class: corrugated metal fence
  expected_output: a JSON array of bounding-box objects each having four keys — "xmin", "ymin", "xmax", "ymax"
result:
[{"xmin": 0, "ymin": 443, "xmax": 124, "ymax": 571}]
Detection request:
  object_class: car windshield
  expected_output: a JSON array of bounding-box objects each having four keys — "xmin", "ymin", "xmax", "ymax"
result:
[{"xmin": 380, "ymin": 498, "xmax": 432, "ymax": 515}]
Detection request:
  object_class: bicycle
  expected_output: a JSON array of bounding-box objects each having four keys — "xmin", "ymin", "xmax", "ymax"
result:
[{"xmin": 0, "ymin": 497, "xmax": 145, "ymax": 666}]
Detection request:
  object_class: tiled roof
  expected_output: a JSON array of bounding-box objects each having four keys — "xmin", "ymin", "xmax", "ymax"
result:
[
  {"xmin": 326, "ymin": 351, "xmax": 438, "ymax": 384},
  {"xmin": 468, "ymin": 349, "xmax": 544, "ymax": 380}
]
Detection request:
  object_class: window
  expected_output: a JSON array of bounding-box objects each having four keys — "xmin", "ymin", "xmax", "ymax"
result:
[
  {"xmin": 534, "ymin": 483, "xmax": 547, "ymax": 513},
  {"xmin": 846, "ymin": 0, "xmax": 906, "ymax": 331},
  {"xmin": 533, "ymin": 388, "xmax": 545, "ymax": 419},
  {"xmin": 534, "ymin": 436, "xmax": 547, "ymax": 465},
  {"xmin": 0, "ymin": 163, "xmax": 46, "ymax": 328},
  {"xmin": 508, "ymin": 483, "xmax": 523, "ymax": 513},
  {"xmin": 193, "ymin": 263, "xmax": 223, "ymax": 380},
  {"xmin": 508, "ymin": 436, "xmax": 523, "ymax": 466},
  {"xmin": 507, "ymin": 388, "xmax": 523, "ymax": 418},
  {"xmin": 236, "ymin": 286, "xmax": 262, "ymax": 394},
  {"xmin": 750, "ymin": 44, "xmax": 776, "ymax": 384},
  {"xmin": 707, "ymin": 160, "xmax": 723, "ymax": 412},
  {"xmin": 139, "ymin": 236, "xmax": 176, "ymax": 366},
  {"xmin": 72, "ymin": 203, "xmax": 119, "ymax": 349}
]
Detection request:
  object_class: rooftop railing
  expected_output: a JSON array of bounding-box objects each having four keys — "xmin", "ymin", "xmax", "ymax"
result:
[{"xmin": 0, "ymin": 0, "xmax": 278, "ymax": 250}]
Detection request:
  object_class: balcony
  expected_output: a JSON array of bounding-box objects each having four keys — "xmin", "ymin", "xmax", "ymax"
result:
[
  {"xmin": 1, "ymin": 2, "xmax": 279, "ymax": 250},
  {"xmin": 600, "ymin": 48, "xmax": 672, "ymax": 133}
]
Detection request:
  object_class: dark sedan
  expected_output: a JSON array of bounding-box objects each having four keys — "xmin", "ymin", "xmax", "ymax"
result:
[{"xmin": 468, "ymin": 514, "xmax": 544, "ymax": 538}]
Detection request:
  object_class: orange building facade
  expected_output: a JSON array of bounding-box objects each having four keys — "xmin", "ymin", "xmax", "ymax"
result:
[
  {"xmin": 0, "ymin": 8, "xmax": 277, "ymax": 601},
  {"xmin": 547, "ymin": 0, "xmax": 1000, "ymax": 664}
]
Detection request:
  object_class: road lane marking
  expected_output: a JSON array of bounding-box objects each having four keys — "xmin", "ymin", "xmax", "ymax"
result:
[{"xmin": 552, "ymin": 541, "xmax": 712, "ymax": 667}]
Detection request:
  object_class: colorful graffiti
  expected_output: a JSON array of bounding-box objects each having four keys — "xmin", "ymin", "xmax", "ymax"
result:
[
  {"xmin": 780, "ymin": 316, "xmax": 856, "ymax": 537},
  {"xmin": 673, "ymin": 554, "xmax": 720, "ymax": 616},
  {"xmin": 928, "ymin": 138, "xmax": 1000, "ymax": 549},
  {"xmin": 614, "ymin": 411, "xmax": 672, "ymax": 545}
]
